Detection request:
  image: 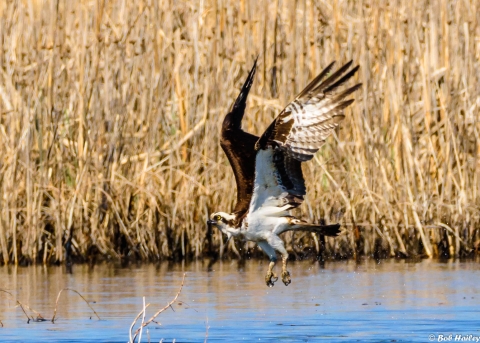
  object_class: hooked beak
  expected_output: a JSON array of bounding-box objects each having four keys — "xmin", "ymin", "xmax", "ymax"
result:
[{"xmin": 207, "ymin": 219, "xmax": 216, "ymax": 225}]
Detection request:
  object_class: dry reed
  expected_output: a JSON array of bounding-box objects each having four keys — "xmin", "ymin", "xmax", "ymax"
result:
[
  {"xmin": 51, "ymin": 288, "xmax": 100, "ymax": 323},
  {"xmin": 0, "ymin": 0, "xmax": 479, "ymax": 264},
  {"xmin": 1, "ymin": 289, "xmax": 45, "ymax": 322},
  {"xmin": 129, "ymin": 273, "xmax": 186, "ymax": 343},
  {"xmin": 0, "ymin": 287, "xmax": 99, "ymax": 324}
]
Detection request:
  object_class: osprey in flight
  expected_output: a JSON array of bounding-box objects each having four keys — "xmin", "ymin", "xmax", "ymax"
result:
[{"xmin": 208, "ymin": 60, "xmax": 360, "ymax": 287}]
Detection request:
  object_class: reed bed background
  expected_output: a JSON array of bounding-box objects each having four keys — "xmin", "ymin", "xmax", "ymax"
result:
[{"xmin": 0, "ymin": 0, "xmax": 479, "ymax": 264}]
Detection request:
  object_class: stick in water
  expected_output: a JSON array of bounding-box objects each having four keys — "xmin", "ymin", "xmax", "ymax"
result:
[
  {"xmin": 51, "ymin": 288, "xmax": 101, "ymax": 323},
  {"xmin": 130, "ymin": 273, "xmax": 186, "ymax": 343}
]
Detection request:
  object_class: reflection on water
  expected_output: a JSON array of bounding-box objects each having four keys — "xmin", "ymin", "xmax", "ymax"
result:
[{"xmin": 1, "ymin": 259, "xmax": 479, "ymax": 342}]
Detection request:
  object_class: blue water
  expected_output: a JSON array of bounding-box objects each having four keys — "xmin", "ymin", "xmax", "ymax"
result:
[{"xmin": 0, "ymin": 259, "xmax": 479, "ymax": 342}]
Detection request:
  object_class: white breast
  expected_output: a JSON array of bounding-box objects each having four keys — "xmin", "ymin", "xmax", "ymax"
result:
[{"xmin": 242, "ymin": 148, "xmax": 292, "ymax": 241}]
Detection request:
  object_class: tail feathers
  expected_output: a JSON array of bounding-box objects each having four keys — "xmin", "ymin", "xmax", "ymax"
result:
[{"xmin": 291, "ymin": 222, "xmax": 341, "ymax": 236}]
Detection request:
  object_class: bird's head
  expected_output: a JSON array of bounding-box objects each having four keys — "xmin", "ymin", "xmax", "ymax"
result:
[{"xmin": 207, "ymin": 212, "xmax": 238, "ymax": 242}]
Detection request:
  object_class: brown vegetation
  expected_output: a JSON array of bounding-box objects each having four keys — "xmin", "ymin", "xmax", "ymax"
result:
[
  {"xmin": 0, "ymin": 0, "xmax": 479, "ymax": 264},
  {"xmin": 129, "ymin": 273, "xmax": 186, "ymax": 343},
  {"xmin": 0, "ymin": 287, "xmax": 99, "ymax": 323}
]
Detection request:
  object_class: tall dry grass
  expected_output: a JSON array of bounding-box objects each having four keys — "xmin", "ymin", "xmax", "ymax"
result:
[{"xmin": 0, "ymin": 0, "xmax": 479, "ymax": 264}]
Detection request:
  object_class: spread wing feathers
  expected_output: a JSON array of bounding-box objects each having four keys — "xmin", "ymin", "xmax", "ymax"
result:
[
  {"xmin": 249, "ymin": 61, "xmax": 361, "ymax": 214},
  {"xmin": 220, "ymin": 59, "xmax": 259, "ymax": 221},
  {"xmin": 256, "ymin": 61, "xmax": 361, "ymax": 162}
]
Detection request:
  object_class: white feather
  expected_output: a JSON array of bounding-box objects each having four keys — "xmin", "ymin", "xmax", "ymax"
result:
[
  {"xmin": 242, "ymin": 148, "xmax": 292, "ymax": 242},
  {"xmin": 248, "ymin": 149, "xmax": 286, "ymax": 213}
]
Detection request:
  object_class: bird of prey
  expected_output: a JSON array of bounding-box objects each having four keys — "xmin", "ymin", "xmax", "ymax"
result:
[{"xmin": 208, "ymin": 59, "xmax": 361, "ymax": 287}]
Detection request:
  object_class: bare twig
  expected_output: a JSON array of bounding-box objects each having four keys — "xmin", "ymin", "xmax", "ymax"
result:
[
  {"xmin": 129, "ymin": 302, "xmax": 151, "ymax": 343},
  {"xmin": 138, "ymin": 297, "xmax": 147, "ymax": 343},
  {"xmin": 130, "ymin": 273, "xmax": 186, "ymax": 343},
  {"xmin": 51, "ymin": 288, "xmax": 100, "ymax": 323},
  {"xmin": 204, "ymin": 316, "xmax": 209, "ymax": 343},
  {"xmin": 0, "ymin": 289, "xmax": 44, "ymax": 323}
]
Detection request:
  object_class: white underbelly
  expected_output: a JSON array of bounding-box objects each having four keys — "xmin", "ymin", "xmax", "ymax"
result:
[{"xmin": 242, "ymin": 212, "xmax": 289, "ymax": 242}]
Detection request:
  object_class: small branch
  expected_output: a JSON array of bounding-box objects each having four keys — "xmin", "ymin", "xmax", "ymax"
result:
[
  {"xmin": 19, "ymin": 303, "xmax": 46, "ymax": 322},
  {"xmin": 138, "ymin": 297, "xmax": 147, "ymax": 343},
  {"xmin": 204, "ymin": 316, "xmax": 209, "ymax": 343},
  {"xmin": 129, "ymin": 303, "xmax": 151, "ymax": 343},
  {"xmin": 131, "ymin": 273, "xmax": 186, "ymax": 343},
  {"xmin": 0, "ymin": 289, "xmax": 43, "ymax": 323},
  {"xmin": 51, "ymin": 288, "xmax": 100, "ymax": 323},
  {"xmin": 15, "ymin": 303, "xmax": 32, "ymax": 323}
]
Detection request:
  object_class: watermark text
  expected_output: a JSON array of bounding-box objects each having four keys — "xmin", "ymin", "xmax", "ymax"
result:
[{"xmin": 429, "ymin": 334, "xmax": 480, "ymax": 342}]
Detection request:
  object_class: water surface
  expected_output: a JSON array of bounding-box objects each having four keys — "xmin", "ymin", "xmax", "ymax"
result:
[{"xmin": 1, "ymin": 259, "xmax": 479, "ymax": 342}]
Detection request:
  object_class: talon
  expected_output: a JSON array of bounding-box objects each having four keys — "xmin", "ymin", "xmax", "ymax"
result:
[
  {"xmin": 265, "ymin": 272, "xmax": 278, "ymax": 287},
  {"xmin": 282, "ymin": 271, "xmax": 291, "ymax": 286}
]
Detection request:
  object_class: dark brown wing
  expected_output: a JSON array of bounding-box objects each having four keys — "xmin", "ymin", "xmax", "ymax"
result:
[
  {"xmin": 253, "ymin": 61, "xmax": 361, "ymax": 210},
  {"xmin": 220, "ymin": 59, "xmax": 258, "ymax": 222}
]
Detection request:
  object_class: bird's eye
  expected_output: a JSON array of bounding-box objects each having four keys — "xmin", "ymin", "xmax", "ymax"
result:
[{"xmin": 215, "ymin": 215, "xmax": 222, "ymax": 221}]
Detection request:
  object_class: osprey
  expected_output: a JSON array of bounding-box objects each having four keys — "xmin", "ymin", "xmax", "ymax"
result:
[{"xmin": 208, "ymin": 60, "xmax": 361, "ymax": 287}]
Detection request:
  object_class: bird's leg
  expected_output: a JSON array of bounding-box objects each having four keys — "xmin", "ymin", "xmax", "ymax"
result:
[
  {"xmin": 274, "ymin": 240, "xmax": 291, "ymax": 286},
  {"xmin": 266, "ymin": 235, "xmax": 291, "ymax": 286},
  {"xmin": 281, "ymin": 253, "xmax": 291, "ymax": 286},
  {"xmin": 257, "ymin": 241, "xmax": 279, "ymax": 287},
  {"xmin": 265, "ymin": 259, "xmax": 278, "ymax": 287}
]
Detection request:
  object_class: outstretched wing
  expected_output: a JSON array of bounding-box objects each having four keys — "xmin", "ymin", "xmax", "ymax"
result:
[
  {"xmin": 250, "ymin": 61, "xmax": 361, "ymax": 212},
  {"xmin": 256, "ymin": 61, "xmax": 361, "ymax": 160},
  {"xmin": 220, "ymin": 60, "xmax": 259, "ymax": 222}
]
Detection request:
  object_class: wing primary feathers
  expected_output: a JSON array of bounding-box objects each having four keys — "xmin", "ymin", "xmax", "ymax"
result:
[
  {"xmin": 296, "ymin": 61, "xmax": 336, "ymax": 100},
  {"xmin": 230, "ymin": 57, "xmax": 258, "ymax": 128},
  {"xmin": 332, "ymin": 99, "xmax": 355, "ymax": 111},
  {"xmin": 311, "ymin": 60, "xmax": 353, "ymax": 94},
  {"xmin": 248, "ymin": 60, "xmax": 360, "ymax": 214},
  {"xmin": 220, "ymin": 58, "xmax": 260, "ymax": 224},
  {"xmin": 323, "ymin": 65, "xmax": 360, "ymax": 94},
  {"xmin": 256, "ymin": 60, "xmax": 360, "ymax": 164},
  {"xmin": 331, "ymin": 83, "xmax": 363, "ymax": 103}
]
